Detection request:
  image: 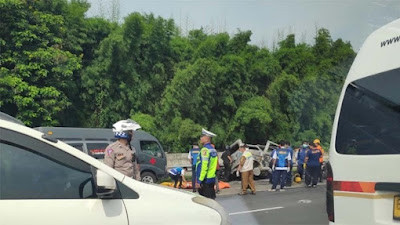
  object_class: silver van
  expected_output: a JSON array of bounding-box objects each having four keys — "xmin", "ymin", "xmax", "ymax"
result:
[{"xmin": 35, "ymin": 127, "xmax": 167, "ymax": 183}]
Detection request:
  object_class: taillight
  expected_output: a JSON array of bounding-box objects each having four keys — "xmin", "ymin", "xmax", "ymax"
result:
[
  {"xmin": 326, "ymin": 162, "xmax": 335, "ymax": 222},
  {"xmin": 333, "ymin": 181, "xmax": 375, "ymax": 193}
]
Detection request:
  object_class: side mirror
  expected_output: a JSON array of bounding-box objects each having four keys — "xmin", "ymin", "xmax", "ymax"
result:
[{"xmin": 96, "ymin": 169, "xmax": 117, "ymax": 198}]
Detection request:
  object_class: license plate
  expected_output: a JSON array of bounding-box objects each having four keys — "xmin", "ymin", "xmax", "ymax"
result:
[{"xmin": 394, "ymin": 195, "xmax": 400, "ymax": 220}]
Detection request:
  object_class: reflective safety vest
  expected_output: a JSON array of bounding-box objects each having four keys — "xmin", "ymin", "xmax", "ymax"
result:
[
  {"xmin": 169, "ymin": 167, "xmax": 183, "ymax": 175},
  {"xmin": 196, "ymin": 143, "xmax": 218, "ymax": 184},
  {"xmin": 190, "ymin": 147, "xmax": 200, "ymax": 166},
  {"xmin": 240, "ymin": 150, "xmax": 254, "ymax": 172},
  {"xmin": 276, "ymin": 148, "xmax": 290, "ymax": 169}
]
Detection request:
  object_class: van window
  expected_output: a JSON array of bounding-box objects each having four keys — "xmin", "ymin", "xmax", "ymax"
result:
[
  {"xmin": 59, "ymin": 138, "xmax": 82, "ymax": 141},
  {"xmin": 335, "ymin": 68, "xmax": 400, "ymax": 155},
  {"xmin": 140, "ymin": 141, "xmax": 163, "ymax": 158},
  {"xmin": 68, "ymin": 143, "xmax": 84, "ymax": 152},
  {"xmin": 0, "ymin": 141, "xmax": 95, "ymax": 199},
  {"xmin": 87, "ymin": 143, "xmax": 109, "ymax": 159}
]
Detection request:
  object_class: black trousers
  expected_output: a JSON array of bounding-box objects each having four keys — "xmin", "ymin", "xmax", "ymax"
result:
[
  {"xmin": 272, "ymin": 170, "xmax": 287, "ymax": 189},
  {"xmin": 286, "ymin": 164, "xmax": 293, "ymax": 186},
  {"xmin": 191, "ymin": 165, "xmax": 197, "ymax": 191},
  {"xmin": 169, "ymin": 173, "xmax": 182, "ymax": 188},
  {"xmin": 319, "ymin": 163, "xmax": 323, "ymax": 181},
  {"xmin": 298, "ymin": 164, "xmax": 304, "ymax": 178},
  {"xmin": 199, "ymin": 182, "xmax": 216, "ymax": 199},
  {"xmin": 223, "ymin": 163, "xmax": 231, "ymax": 181},
  {"xmin": 305, "ymin": 166, "xmax": 319, "ymax": 186}
]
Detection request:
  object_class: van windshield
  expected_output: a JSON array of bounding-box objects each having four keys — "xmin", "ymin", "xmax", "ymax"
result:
[{"xmin": 335, "ymin": 68, "xmax": 400, "ymax": 155}]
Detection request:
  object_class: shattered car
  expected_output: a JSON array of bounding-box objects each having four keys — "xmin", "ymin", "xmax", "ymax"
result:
[{"xmin": 224, "ymin": 139, "xmax": 279, "ymax": 179}]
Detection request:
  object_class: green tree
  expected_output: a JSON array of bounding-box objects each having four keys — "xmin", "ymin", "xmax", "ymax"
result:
[{"xmin": 0, "ymin": 0, "xmax": 80, "ymax": 126}]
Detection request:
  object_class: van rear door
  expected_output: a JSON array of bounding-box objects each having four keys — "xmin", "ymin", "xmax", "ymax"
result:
[
  {"xmin": 332, "ymin": 68, "xmax": 400, "ymax": 224},
  {"xmin": 136, "ymin": 140, "xmax": 167, "ymax": 182}
]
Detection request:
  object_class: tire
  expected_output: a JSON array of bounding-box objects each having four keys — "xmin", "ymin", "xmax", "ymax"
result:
[{"xmin": 141, "ymin": 172, "xmax": 157, "ymax": 184}]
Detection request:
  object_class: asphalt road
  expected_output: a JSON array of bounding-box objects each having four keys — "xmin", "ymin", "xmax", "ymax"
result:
[{"xmin": 217, "ymin": 185, "xmax": 328, "ymax": 225}]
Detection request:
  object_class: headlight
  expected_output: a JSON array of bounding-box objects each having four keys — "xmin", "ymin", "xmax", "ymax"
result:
[{"xmin": 192, "ymin": 196, "xmax": 230, "ymax": 225}]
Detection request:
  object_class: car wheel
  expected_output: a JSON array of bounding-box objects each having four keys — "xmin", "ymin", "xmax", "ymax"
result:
[{"xmin": 141, "ymin": 172, "xmax": 157, "ymax": 183}]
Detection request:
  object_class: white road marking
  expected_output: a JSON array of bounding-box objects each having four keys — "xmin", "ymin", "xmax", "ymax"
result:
[
  {"xmin": 297, "ymin": 199, "xmax": 312, "ymax": 204},
  {"xmin": 229, "ymin": 206, "xmax": 284, "ymax": 216}
]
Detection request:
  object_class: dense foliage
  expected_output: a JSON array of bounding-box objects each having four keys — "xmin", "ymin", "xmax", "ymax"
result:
[{"xmin": 0, "ymin": 0, "xmax": 356, "ymax": 152}]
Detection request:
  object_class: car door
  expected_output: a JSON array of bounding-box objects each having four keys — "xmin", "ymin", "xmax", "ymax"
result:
[
  {"xmin": 0, "ymin": 128, "xmax": 128, "ymax": 225},
  {"xmin": 137, "ymin": 140, "xmax": 167, "ymax": 180}
]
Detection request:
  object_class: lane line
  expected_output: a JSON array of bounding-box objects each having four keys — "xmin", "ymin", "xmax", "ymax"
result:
[{"xmin": 229, "ymin": 206, "xmax": 284, "ymax": 216}]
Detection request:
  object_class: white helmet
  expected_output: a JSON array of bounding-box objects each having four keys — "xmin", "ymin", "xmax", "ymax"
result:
[
  {"xmin": 112, "ymin": 119, "xmax": 141, "ymax": 132},
  {"xmin": 112, "ymin": 119, "xmax": 141, "ymax": 140}
]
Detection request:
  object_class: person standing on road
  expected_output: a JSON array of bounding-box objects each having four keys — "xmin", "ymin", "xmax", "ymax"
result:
[
  {"xmin": 104, "ymin": 119, "xmax": 141, "ymax": 180},
  {"xmin": 196, "ymin": 128, "xmax": 218, "ymax": 199},
  {"xmin": 313, "ymin": 139, "xmax": 325, "ymax": 182},
  {"xmin": 269, "ymin": 147, "xmax": 278, "ymax": 184},
  {"xmin": 222, "ymin": 145, "xmax": 232, "ymax": 182},
  {"xmin": 237, "ymin": 143, "xmax": 256, "ymax": 195},
  {"xmin": 188, "ymin": 143, "xmax": 200, "ymax": 192},
  {"xmin": 269, "ymin": 140, "xmax": 291, "ymax": 192},
  {"xmin": 297, "ymin": 141, "xmax": 310, "ymax": 179},
  {"xmin": 304, "ymin": 142, "xmax": 322, "ymax": 187},
  {"xmin": 285, "ymin": 141, "xmax": 294, "ymax": 187},
  {"xmin": 168, "ymin": 167, "xmax": 188, "ymax": 189}
]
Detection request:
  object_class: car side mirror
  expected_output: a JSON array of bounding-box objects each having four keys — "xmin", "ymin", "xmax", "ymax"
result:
[{"xmin": 96, "ymin": 169, "xmax": 117, "ymax": 198}]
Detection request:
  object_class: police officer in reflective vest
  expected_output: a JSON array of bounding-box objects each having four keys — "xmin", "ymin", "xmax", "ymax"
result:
[
  {"xmin": 188, "ymin": 143, "xmax": 200, "ymax": 192},
  {"xmin": 104, "ymin": 119, "xmax": 141, "ymax": 180},
  {"xmin": 196, "ymin": 128, "xmax": 218, "ymax": 199}
]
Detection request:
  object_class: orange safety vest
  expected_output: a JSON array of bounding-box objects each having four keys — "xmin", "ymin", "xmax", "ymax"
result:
[{"xmin": 316, "ymin": 145, "xmax": 324, "ymax": 163}]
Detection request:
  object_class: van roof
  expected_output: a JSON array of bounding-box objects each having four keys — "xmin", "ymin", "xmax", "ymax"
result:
[
  {"xmin": 0, "ymin": 112, "xmax": 24, "ymax": 126},
  {"xmin": 35, "ymin": 127, "xmax": 158, "ymax": 142},
  {"xmin": 347, "ymin": 18, "xmax": 400, "ymax": 83}
]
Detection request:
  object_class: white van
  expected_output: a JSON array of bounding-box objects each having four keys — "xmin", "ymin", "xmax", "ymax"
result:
[
  {"xmin": 0, "ymin": 119, "xmax": 229, "ymax": 225},
  {"xmin": 326, "ymin": 19, "xmax": 400, "ymax": 224}
]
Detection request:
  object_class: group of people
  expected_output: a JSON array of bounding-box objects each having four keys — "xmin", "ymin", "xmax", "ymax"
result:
[
  {"xmin": 297, "ymin": 139, "xmax": 325, "ymax": 187},
  {"xmin": 269, "ymin": 139, "xmax": 325, "ymax": 191},
  {"xmin": 103, "ymin": 119, "xmax": 324, "ymax": 199},
  {"xmin": 105, "ymin": 120, "xmax": 220, "ymax": 200}
]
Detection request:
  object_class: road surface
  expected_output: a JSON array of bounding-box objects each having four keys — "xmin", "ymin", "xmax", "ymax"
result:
[{"xmin": 217, "ymin": 185, "xmax": 328, "ymax": 225}]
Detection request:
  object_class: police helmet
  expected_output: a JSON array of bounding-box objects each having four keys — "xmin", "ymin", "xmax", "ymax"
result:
[{"xmin": 112, "ymin": 119, "xmax": 141, "ymax": 139}]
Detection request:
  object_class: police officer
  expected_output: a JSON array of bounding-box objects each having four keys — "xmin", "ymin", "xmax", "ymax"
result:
[
  {"xmin": 196, "ymin": 128, "xmax": 218, "ymax": 199},
  {"xmin": 269, "ymin": 140, "xmax": 291, "ymax": 192},
  {"xmin": 188, "ymin": 143, "xmax": 200, "ymax": 192},
  {"xmin": 104, "ymin": 119, "xmax": 141, "ymax": 180}
]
